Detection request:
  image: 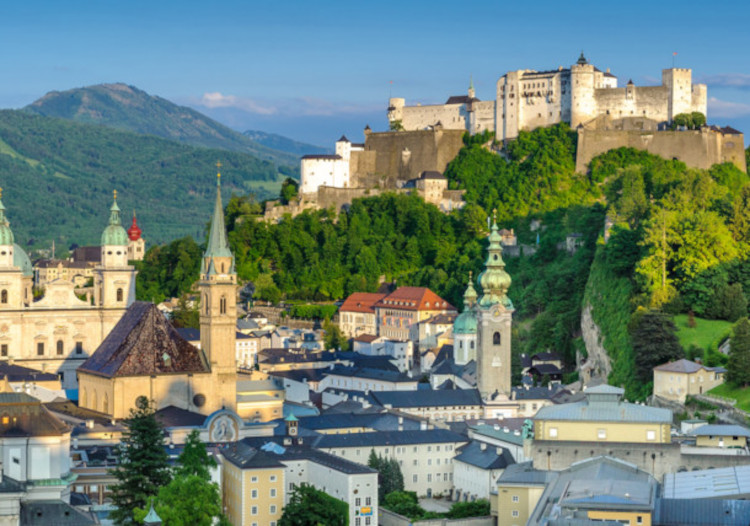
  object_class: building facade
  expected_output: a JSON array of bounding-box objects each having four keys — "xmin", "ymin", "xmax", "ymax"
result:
[
  {"xmin": 338, "ymin": 292, "xmax": 386, "ymax": 338},
  {"xmin": 374, "ymin": 287, "xmax": 456, "ymax": 342},
  {"xmin": 653, "ymin": 358, "xmax": 725, "ymax": 403}
]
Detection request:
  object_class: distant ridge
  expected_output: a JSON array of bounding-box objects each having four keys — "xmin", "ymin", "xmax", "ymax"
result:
[
  {"xmin": 243, "ymin": 130, "xmax": 330, "ymax": 157},
  {"xmin": 24, "ymin": 83, "xmax": 298, "ymax": 170}
]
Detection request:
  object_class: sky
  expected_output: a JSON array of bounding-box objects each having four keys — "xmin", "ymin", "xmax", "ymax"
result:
[{"xmin": 1, "ymin": 0, "xmax": 749, "ymax": 147}]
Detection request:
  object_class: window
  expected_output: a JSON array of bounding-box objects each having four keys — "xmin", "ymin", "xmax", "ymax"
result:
[
  {"xmin": 493, "ymin": 332, "xmax": 501, "ymax": 345},
  {"xmin": 1, "ymin": 290, "xmax": 7, "ymax": 304},
  {"xmin": 597, "ymin": 428, "xmax": 607, "ymax": 440},
  {"xmin": 37, "ymin": 342, "xmax": 44, "ymax": 356},
  {"xmin": 270, "ymin": 505, "xmax": 277, "ymax": 514},
  {"xmin": 512, "ymin": 495, "xmax": 519, "ymax": 503},
  {"xmin": 355, "ymin": 519, "xmax": 361, "ymax": 526},
  {"xmin": 427, "ymin": 474, "xmax": 432, "ymax": 482},
  {"xmin": 413, "ymin": 475, "xmax": 418, "ymax": 483},
  {"xmin": 512, "ymin": 510, "xmax": 520, "ymax": 517},
  {"xmin": 549, "ymin": 428, "xmax": 558, "ymax": 438},
  {"xmin": 75, "ymin": 341, "xmax": 83, "ymax": 354},
  {"xmin": 116, "ymin": 288, "xmax": 123, "ymax": 302},
  {"xmin": 366, "ymin": 518, "xmax": 371, "ymax": 525},
  {"xmin": 251, "ymin": 476, "xmax": 258, "ymax": 482},
  {"xmin": 251, "ymin": 489, "xmax": 258, "ymax": 499},
  {"xmin": 251, "ymin": 506, "xmax": 257, "ymax": 515},
  {"xmin": 637, "ymin": 516, "xmax": 643, "ymax": 524},
  {"xmin": 270, "ymin": 488, "xmax": 276, "ymax": 497},
  {"xmin": 0, "ymin": 344, "xmax": 7, "ymax": 357},
  {"xmin": 356, "ymin": 498, "xmax": 361, "ymax": 506},
  {"xmin": 366, "ymin": 497, "xmax": 371, "ymax": 506},
  {"xmin": 220, "ymin": 296, "xmax": 226, "ymax": 314},
  {"xmin": 270, "ymin": 475, "xmax": 277, "ymax": 482},
  {"xmin": 57, "ymin": 340, "xmax": 64, "ymax": 356},
  {"xmin": 646, "ymin": 430, "xmax": 656, "ymax": 441}
]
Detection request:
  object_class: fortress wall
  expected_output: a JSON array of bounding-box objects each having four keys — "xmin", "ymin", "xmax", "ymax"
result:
[
  {"xmin": 358, "ymin": 130, "xmax": 465, "ymax": 186},
  {"xmin": 316, "ymin": 186, "xmax": 408, "ymax": 210},
  {"xmin": 472, "ymin": 100, "xmax": 496, "ymax": 134},
  {"xmin": 594, "ymin": 86, "xmax": 669, "ymax": 122},
  {"xmin": 576, "ymin": 128, "xmax": 747, "ymax": 173},
  {"xmin": 399, "ymin": 103, "xmax": 466, "ymax": 131}
]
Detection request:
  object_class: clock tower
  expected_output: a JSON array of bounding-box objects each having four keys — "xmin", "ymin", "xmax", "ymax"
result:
[{"xmin": 475, "ymin": 212, "xmax": 514, "ymax": 400}]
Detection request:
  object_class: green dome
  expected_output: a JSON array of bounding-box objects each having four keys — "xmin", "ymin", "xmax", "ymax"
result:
[
  {"xmin": 0, "ymin": 198, "xmax": 14, "ymax": 246},
  {"xmin": 101, "ymin": 196, "xmax": 129, "ymax": 246},
  {"xmin": 13, "ymin": 244, "xmax": 32, "ymax": 277},
  {"xmin": 477, "ymin": 215, "xmax": 513, "ymax": 308},
  {"xmin": 454, "ymin": 309, "xmax": 477, "ymax": 334}
]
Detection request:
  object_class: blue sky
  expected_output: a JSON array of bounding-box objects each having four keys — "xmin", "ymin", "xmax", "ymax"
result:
[{"xmin": 1, "ymin": 0, "xmax": 749, "ymax": 146}]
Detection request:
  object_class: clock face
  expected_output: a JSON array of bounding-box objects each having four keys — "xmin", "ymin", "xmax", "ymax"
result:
[{"xmin": 493, "ymin": 308, "xmax": 501, "ymax": 317}]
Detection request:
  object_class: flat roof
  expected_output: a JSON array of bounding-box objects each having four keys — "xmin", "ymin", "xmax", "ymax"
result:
[{"xmin": 662, "ymin": 465, "xmax": 750, "ymax": 499}]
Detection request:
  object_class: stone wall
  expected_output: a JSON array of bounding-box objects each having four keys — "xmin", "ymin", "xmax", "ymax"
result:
[
  {"xmin": 379, "ymin": 509, "xmax": 494, "ymax": 526},
  {"xmin": 576, "ymin": 124, "xmax": 747, "ymax": 173}
]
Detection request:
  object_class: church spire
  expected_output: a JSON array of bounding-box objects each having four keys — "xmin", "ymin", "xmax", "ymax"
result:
[
  {"xmin": 477, "ymin": 210, "xmax": 512, "ymax": 308},
  {"xmin": 204, "ymin": 168, "xmax": 232, "ymax": 259},
  {"xmin": 463, "ymin": 270, "xmax": 477, "ymax": 308}
]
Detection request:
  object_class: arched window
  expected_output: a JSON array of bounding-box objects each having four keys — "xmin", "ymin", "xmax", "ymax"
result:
[
  {"xmin": 470, "ymin": 340, "xmax": 475, "ymax": 350},
  {"xmin": 91, "ymin": 391, "xmax": 97, "ymax": 412},
  {"xmin": 204, "ymin": 294, "xmax": 209, "ymax": 315},
  {"xmin": 221, "ymin": 263, "xmax": 225, "ymax": 273},
  {"xmin": 56, "ymin": 340, "xmax": 64, "ymax": 356},
  {"xmin": 81, "ymin": 388, "xmax": 87, "ymax": 408},
  {"xmin": 1, "ymin": 290, "xmax": 7, "ymax": 304},
  {"xmin": 103, "ymin": 393, "xmax": 109, "ymax": 414},
  {"xmin": 220, "ymin": 296, "xmax": 226, "ymax": 315},
  {"xmin": 116, "ymin": 288, "xmax": 123, "ymax": 302},
  {"xmin": 493, "ymin": 332, "xmax": 501, "ymax": 346}
]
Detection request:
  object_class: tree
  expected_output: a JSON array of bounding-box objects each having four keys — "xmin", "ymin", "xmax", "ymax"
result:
[
  {"xmin": 727, "ymin": 317, "xmax": 750, "ymax": 387},
  {"xmin": 631, "ymin": 310, "xmax": 684, "ymax": 382},
  {"xmin": 280, "ymin": 177, "xmax": 299, "ymax": 205},
  {"xmin": 134, "ymin": 431, "xmax": 227, "ymax": 526},
  {"xmin": 368, "ymin": 451, "xmax": 405, "ymax": 503},
  {"xmin": 323, "ymin": 319, "xmax": 348, "ymax": 351},
  {"xmin": 109, "ymin": 396, "xmax": 171, "ymax": 525},
  {"xmin": 446, "ymin": 499, "xmax": 491, "ymax": 519},
  {"xmin": 382, "ymin": 491, "xmax": 424, "ymax": 519},
  {"xmin": 279, "ymin": 483, "xmax": 348, "ymax": 526},
  {"xmin": 171, "ymin": 295, "xmax": 199, "ymax": 329}
]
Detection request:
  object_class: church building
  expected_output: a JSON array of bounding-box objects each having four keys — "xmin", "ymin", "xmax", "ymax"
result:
[
  {"xmin": 77, "ymin": 174, "xmax": 240, "ymax": 419},
  {"xmin": 0, "ymin": 190, "xmax": 136, "ymax": 389}
]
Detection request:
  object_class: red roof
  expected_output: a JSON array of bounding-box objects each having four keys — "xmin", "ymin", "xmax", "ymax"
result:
[
  {"xmin": 339, "ymin": 292, "xmax": 387, "ymax": 314},
  {"xmin": 353, "ymin": 334, "xmax": 379, "ymax": 343},
  {"xmin": 373, "ymin": 287, "xmax": 455, "ymax": 312},
  {"xmin": 127, "ymin": 212, "xmax": 142, "ymax": 241}
]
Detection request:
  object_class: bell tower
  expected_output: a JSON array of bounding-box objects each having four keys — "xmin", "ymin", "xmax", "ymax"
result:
[
  {"xmin": 199, "ymin": 165, "xmax": 237, "ymax": 412},
  {"xmin": 475, "ymin": 212, "xmax": 514, "ymax": 400},
  {"xmin": 94, "ymin": 191, "xmax": 136, "ymax": 310}
]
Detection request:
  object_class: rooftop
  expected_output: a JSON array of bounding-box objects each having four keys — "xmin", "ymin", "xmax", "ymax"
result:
[
  {"xmin": 691, "ymin": 424, "xmax": 750, "ymax": 438},
  {"xmin": 663, "ymin": 465, "xmax": 750, "ymax": 499},
  {"xmin": 371, "ymin": 388, "xmax": 481, "ymax": 408},
  {"xmin": 454, "ymin": 440, "xmax": 515, "ymax": 470},
  {"xmin": 534, "ymin": 388, "xmax": 671, "ymax": 424},
  {"xmin": 654, "ymin": 358, "xmax": 726, "ymax": 374},
  {"xmin": 374, "ymin": 287, "xmax": 455, "ymax": 312},
  {"xmin": 340, "ymin": 292, "xmax": 387, "ymax": 314}
]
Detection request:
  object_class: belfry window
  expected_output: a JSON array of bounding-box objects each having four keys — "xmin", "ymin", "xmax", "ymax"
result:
[
  {"xmin": 116, "ymin": 288, "xmax": 123, "ymax": 302},
  {"xmin": 57, "ymin": 340, "xmax": 64, "ymax": 356},
  {"xmin": 493, "ymin": 332, "xmax": 501, "ymax": 346},
  {"xmin": 1, "ymin": 290, "xmax": 7, "ymax": 304},
  {"xmin": 220, "ymin": 296, "xmax": 227, "ymax": 315}
]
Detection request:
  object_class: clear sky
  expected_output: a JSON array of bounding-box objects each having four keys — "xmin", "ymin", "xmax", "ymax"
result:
[{"xmin": 1, "ymin": 0, "xmax": 749, "ymax": 146}]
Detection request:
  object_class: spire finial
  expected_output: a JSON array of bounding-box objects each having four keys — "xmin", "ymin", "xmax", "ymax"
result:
[
  {"xmin": 0, "ymin": 188, "xmax": 3, "ymax": 199},
  {"xmin": 216, "ymin": 161, "xmax": 222, "ymax": 183},
  {"xmin": 113, "ymin": 189, "xmax": 117, "ymax": 201},
  {"xmin": 469, "ymin": 270, "xmax": 473, "ymax": 280},
  {"xmin": 470, "ymin": 75, "xmax": 474, "ymax": 90}
]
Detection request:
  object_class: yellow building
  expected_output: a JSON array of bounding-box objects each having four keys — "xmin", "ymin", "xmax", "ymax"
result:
[
  {"xmin": 653, "ymin": 358, "xmax": 725, "ymax": 403},
  {"xmin": 236, "ymin": 378, "xmax": 284, "ymax": 423},
  {"xmin": 494, "ymin": 462, "xmax": 554, "ymax": 526},
  {"xmin": 78, "ymin": 175, "xmax": 238, "ymax": 419},
  {"xmin": 34, "ymin": 259, "xmax": 95, "ymax": 288},
  {"xmin": 374, "ymin": 287, "xmax": 456, "ymax": 342},
  {"xmin": 0, "ymin": 191, "xmax": 136, "ymax": 390},
  {"xmin": 690, "ymin": 424, "xmax": 750, "ymax": 449},
  {"xmin": 533, "ymin": 385, "xmax": 672, "ymax": 445},
  {"xmin": 221, "ymin": 442, "xmax": 285, "ymax": 526}
]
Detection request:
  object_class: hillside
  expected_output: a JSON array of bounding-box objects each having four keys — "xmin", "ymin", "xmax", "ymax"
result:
[
  {"xmin": 243, "ymin": 130, "xmax": 329, "ymax": 157},
  {"xmin": 24, "ymin": 83, "xmax": 299, "ymax": 171},
  {"xmin": 0, "ymin": 110, "xmax": 285, "ymax": 248}
]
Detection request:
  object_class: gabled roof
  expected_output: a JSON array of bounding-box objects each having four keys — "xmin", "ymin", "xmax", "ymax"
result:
[
  {"xmin": 340, "ymin": 292, "xmax": 387, "ymax": 314},
  {"xmin": 222, "ymin": 441, "xmax": 286, "ymax": 469},
  {"xmin": 154, "ymin": 405, "xmax": 207, "ymax": 428},
  {"xmin": 420, "ymin": 171, "xmax": 447, "ymax": 180},
  {"xmin": 353, "ymin": 334, "xmax": 379, "ymax": 343},
  {"xmin": 374, "ymin": 287, "xmax": 455, "ymax": 312},
  {"xmin": 532, "ymin": 351, "xmax": 561, "ymax": 362},
  {"xmin": 21, "ymin": 500, "xmax": 97, "ymax": 526},
  {"xmin": 445, "ymin": 95, "xmax": 480, "ymax": 105},
  {"xmin": 79, "ymin": 301, "xmax": 209, "ymax": 378},
  {"xmin": 0, "ymin": 392, "xmax": 69, "ymax": 437},
  {"xmin": 454, "ymin": 440, "xmax": 515, "ymax": 470},
  {"xmin": 691, "ymin": 424, "xmax": 750, "ymax": 438},
  {"xmin": 0, "ymin": 362, "xmax": 59, "ymax": 383},
  {"xmin": 654, "ymin": 359, "xmax": 725, "ymax": 374},
  {"xmin": 326, "ymin": 364, "xmax": 415, "ymax": 383}
]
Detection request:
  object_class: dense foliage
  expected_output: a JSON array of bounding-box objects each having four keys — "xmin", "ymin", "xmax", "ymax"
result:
[
  {"xmin": 368, "ymin": 450, "xmax": 405, "ymax": 503},
  {"xmin": 279, "ymin": 483, "xmax": 348, "ymax": 526},
  {"xmin": 631, "ymin": 310, "xmax": 684, "ymax": 384},
  {"xmin": 727, "ymin": 318, "xmax": 750, "ymax": 387},
  {"xmin": 109, "ymin": 397, "xmax": 171, "ymax": 525},
  {"xmin": 0, "ymin": 110, "xmax": 285, "ymax": 246}
]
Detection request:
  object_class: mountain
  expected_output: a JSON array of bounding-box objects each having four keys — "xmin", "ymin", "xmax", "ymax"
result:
[
  {"xmin": 243, "ymin": 130, "xmax": 330, "ymax": 157},
  {"xmin": 24, "ymin": 83, "xmax": 299, "ymax": 170},
  {"xmin": 0, "ymin": 110, "xmax": 285, "ymax": 248}
]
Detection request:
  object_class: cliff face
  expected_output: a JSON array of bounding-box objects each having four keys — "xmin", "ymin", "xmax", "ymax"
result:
[{"xmin": 579, "ymin": 303, "xmax": 613, "ymax": 384}]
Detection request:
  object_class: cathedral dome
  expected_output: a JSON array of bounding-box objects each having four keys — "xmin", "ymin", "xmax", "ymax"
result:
[
  {"xmin": 0, "ymin": 222, "xmax": 13, "ymax": 246},
  {"xmin": 13, "ymin": 244, "xmax": 32, "ymax": 277},
  {"xmin": 453, "ymin": 309, "xmax": 477, "ymax": 334},
  {"xmin": 101, "ymin": 194, "xmax": 129, "ymax": 246}
]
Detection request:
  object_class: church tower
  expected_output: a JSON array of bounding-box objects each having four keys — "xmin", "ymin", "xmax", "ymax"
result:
[
  {"xmin": 453, "ymin": 272, "xmax": 478, "ymax": 366},
  {"xmin": 199, "ymin": 168, "xmax": 237, "ymax": 412},
  {"xmin": 475, "ymin": 212, "xmax": 513, "ymax": 400},
  {"xmin": 94, "ymin": 191, "xmax": 136, "ymax": 309},
  {"xmin": 0, "ymin": 190, "xmax": 31, "ymax": 309}
]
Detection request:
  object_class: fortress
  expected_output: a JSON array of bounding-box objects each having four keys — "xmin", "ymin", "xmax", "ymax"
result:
[{"xmin": 388, "ymin": 53, "xmax": 708, "ymax": 141}]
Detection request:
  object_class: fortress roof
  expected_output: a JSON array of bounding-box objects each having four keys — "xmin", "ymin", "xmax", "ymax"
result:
[
  {"xmin": 446, "ymin": 95, "xmax": 480, "ymax": 104},
  {"xmin": 301, "ymin": 154, "xmax": 342, "ymax": 160}
]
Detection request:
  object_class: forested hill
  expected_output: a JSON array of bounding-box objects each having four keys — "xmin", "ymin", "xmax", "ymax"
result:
[
  {"xmin": 24, "ymin": 83, "xmax": 299, "ymax": 170},
  {"xmin": 136, "ymin": 123, "xmax": 750, "ymax": 399},
  {"xmin": 0, "ymin": 110, "xmax": 284, "ymax": 248},
  {"xmin": 243, "ymin": 130, "xmax": 330, "ymax": 157}
]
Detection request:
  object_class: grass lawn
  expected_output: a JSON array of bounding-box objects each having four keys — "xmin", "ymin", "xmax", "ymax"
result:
[
  {"xmin": 708, "ymin": 383, "xmax": 750, "ymax": 412},
  {"xmin": 673, "ymin": 314, "xmax": 732, "ymax": 352}
]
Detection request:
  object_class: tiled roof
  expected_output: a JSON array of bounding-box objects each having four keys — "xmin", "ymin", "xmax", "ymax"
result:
[
  {"xmin": 528, "ymin": 364, "xmax": 563, "ymax": 375},
  {"xmin": 79, "ymin": 301, "xmax": 209, "ymax": 378},
  {"xmin": 353, "ymin": 334, "xmax": 378, "ymax": 343},
  {"xmin": 532, "ymin": 351, "xmax": 561, "ymax": 362},
  {"xmin": 20, "ymin": 501, "xmax": 97, "ymax": 526},
  {"xmin": 445, "ymin": 95, "xmax": 479, "ymax": 105},
  {"xmin": 454, "ymin": 440, "xmax": 515, "ymax": 470},
  {"xmin": 221, "ymin": 441, "xmax": 286, "ymax": 469},
  {"xmin": 420, "ymin": 171, "xmax": 447, "ymax": 180},
  {"xmin": 327, "ymin": 364, "xmax": 415, "ymax": 383},
  {"xmin": 0, "ymin": 392, "xmax": 69, "ymax": 437},
  {"xmin": 654, "ymin": 359, "xmax": 724, "ymax": 374},
  {"xmin": 0, "ymin": 362, "xmax": 59, "ymax": 383},
  {"xmin": 154, "ymin": 405, "xmax": 207, "ymax": 428},
  {"xmin": 374, "ymin": 287, "xmax": 455, "ymax": 312},
  {"xmin": 267, "ymin": 368, "xmax": 329, "ymax": 383},
  {"xmin": 371, "ymin": 388, "xmax": 481, "ymax": 408},
  {"xmin": 301, "ymin": 154, "xmax": 342, "ymax": 160},
  {"xmin": 340, "ymin": 292, "xmax": 387, "ymax": 314},
  {"xmin": 534, "ymin": 391, "xmax": 671, "ymax": 424},
  {"xmin": 658, "ymin": 498, "xmax": 750, "ymax": 526},
  {"xmin": 316, "ymin": 428, "xmax": 467, "ymax": 448},
  {"xmin": 690, "ymin": 424, "xmax": 750, "ymax": 438}
]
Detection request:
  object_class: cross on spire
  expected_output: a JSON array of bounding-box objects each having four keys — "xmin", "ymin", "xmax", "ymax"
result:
[
  {"xmin": 216, "ymin": 160, "xmax": 222, "ymax": 180},
  {"xmin": 113, "ymin": 189, "xmax": 118, "ymax": 200}
]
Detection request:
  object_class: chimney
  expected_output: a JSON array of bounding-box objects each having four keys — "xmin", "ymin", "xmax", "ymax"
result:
[
  {"xmin": 496, "ymin": 447, "xmax": 503, "ymax": 456},
  {"xmin": 480, "ymin": 443, "xmax": 487, "ymax": 451},
  {"xmin": 86, "ymin": 419, "xmax": 95, "ymax": 429},
  {"xmin": 420, "ymin": 421, "xmax": 427, "ymax": 431},
  {"xmin": 398, "ymin": 416, "xmax": 403, "ymax": 424}
]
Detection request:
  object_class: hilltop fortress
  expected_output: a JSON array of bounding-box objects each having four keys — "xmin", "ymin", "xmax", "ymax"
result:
[
  {"xmin": 270, "ymin": 55, "xmax": 744, "ymax": 221},
  {"xmin": 388, "ymin": 53, "xmax": 708, "ymax": 140}
]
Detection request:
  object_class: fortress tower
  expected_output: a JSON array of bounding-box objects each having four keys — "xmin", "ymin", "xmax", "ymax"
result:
[
  {"xmin": 199, "ymin": 170, "xmax": 238, "ymax": 412},
  {"xmin": 569, "ymin": 52, "xmax": 598, "ymax": 128}
]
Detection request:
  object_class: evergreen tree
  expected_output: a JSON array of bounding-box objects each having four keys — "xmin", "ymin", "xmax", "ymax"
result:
[
  {"xmin": 109, "ymin": 396, "xmax": 171, "ymax": 525},
  {"xmin": 728, "ymin": 318, "xmax": 750, "ymax": 387},
  {"xmin": 631, "ymin": 310, "xmax": 684, "ymax": 382},
  {"xmin": 279, "ymin": 483, "xmax": 348, "ymax": 526}
]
